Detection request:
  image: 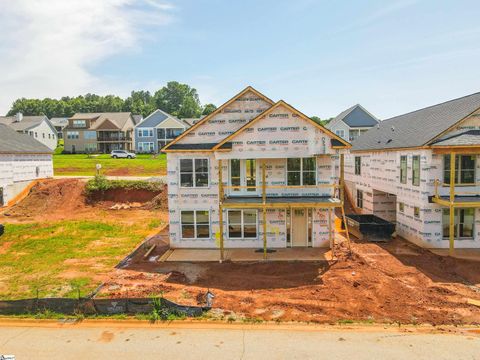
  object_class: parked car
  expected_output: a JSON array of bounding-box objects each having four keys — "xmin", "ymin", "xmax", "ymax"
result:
[{"xmin": 110, "ymin": 150, "xmax": 136, "ymax": 159}]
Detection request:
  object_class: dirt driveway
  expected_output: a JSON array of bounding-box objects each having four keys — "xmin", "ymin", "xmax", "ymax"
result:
[{"xmin": 100, "ymin": 231, "xmax": 480, "ymax": 325}]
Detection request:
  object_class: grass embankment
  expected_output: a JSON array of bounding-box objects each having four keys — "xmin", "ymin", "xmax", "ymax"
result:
[
  {"xmin": 0, "ymin": 220, "xmax": 158, "ymax": 300},
  {"xmin": 53, "ymin": 153, "xmax": 167, "ymax": 176},
  {"xmin": 85, "ymin": 175, "xmax": 164, "ymax": 194}
]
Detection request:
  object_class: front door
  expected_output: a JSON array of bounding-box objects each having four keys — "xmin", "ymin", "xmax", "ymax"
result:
[
  {"xmin": 230, "ymin": 159, "xmax": 257, "ymax": 195},
  {"xmin": 292, "ymin": 209, "xmax": 307, "ymax": 247}
]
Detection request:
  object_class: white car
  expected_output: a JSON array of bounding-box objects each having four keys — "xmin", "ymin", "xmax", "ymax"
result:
[{"xmin": 110, "ymin": 150, "xmax": 136, "ymax": 159}]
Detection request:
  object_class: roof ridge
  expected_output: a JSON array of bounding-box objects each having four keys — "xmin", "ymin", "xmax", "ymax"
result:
[{"xmin": 382, "ymin": 91, "xmax": 480, "ymax": 123}]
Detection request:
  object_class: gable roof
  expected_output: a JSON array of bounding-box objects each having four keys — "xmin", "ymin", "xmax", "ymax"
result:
[
  {"xmin": 0, "ymin": 124, "xmax": 52, "ymax": 154},
  {"xmin": 431, "ymin": 130, "xmax": 480, "ymax": 147},
  {"xmin": 132, "ymin": 115, "xmax": 143, "ymax": 125},
  {"xmin": 50, "ymin": 117, "xmax": 68, "ymax": 127},
  {"xmin": 213, "ymin": 100, "xmax": 351, "ymax": 150},
  {"xmin": 329, "ymin": 104, "xmax": 378, "ymax": 128},
  {"xmin": 69, "ymin": 112, "xmax": 133, "ymax": 130},
  {"xmin": 0, "ymin": 115, "xmax": 49, "ymax": 132},
  {"xmin": 162, "ymin": 86, "xmax": 275, "ymax": 151},
  {"xmin": 352, "ymin": 91, "xmax": 480, "ymax": 152},
  {"xmin": 136, "ymin": 109, "xmax": 185, "ymax": 128}
]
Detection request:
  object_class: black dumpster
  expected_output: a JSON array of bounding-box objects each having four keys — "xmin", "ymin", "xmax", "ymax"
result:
[{"xmin": 344, "ymin": 214, "xmax": 395, "ymax": 242}]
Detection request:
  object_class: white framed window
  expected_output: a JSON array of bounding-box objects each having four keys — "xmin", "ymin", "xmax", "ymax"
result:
[
  {"xmin": 137, "ymin": 128, "xmax": 154, "ymax": 137},
  {"xmin": 335, "ymin": 129, "xmax": 345, "ymax": 139},
  {"xmin": 354, "ymin": 156, "xmax": 361, "ymax": 175},
  {"xmin": 158, "ymin": 127, "xmax": 183, "ymax": 148},
  {"xmin": 72, "ymin": 120, "xmax": 86, "ymax": 128},
  {"xmin": 138, "ymin": 142, "xmax": 154, "ymax": 152},
  {"xmin": 412, "ymin": 155, "xmax": 420, "ymax": 186},
  {"xmin": 179, "ymin": 158, "xmax": 209, "ymax": 188},
  {"xmin": 227, "ymin": 210, "xmax": 258, "ymax": 239},
  {"xmin": 181, "ymin": 210, "xmax": 210, "ymax": 239},
  {"xmin": 66, "ymin": 131, "xmax": 79, "ymax": 139},
  {"xmin": 442, "ymin": 208, "xmax": 474, "ymax": 239},
  {"xmin": 444, "ymin": 155, "xmax": 476, "ymax": 185},
  {"xmin": 400, "ymin": 155, "xmax": 407, "ymax": 184},
  {"xmin": 84, "ymin": 131, "xmax": 96, "ymax": 140},
  {"xmin": 356, "ymin": 189, "xmax": 363, "ymax": 208},
  {"xmin": 286, "ymin": 158, "xmax": 316, "ymax": 186}
]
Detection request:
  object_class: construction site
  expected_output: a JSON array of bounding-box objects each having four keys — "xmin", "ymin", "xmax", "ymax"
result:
[{"xmin": 1, "ymin": 179, "xmax": 479, "ymax": 325}]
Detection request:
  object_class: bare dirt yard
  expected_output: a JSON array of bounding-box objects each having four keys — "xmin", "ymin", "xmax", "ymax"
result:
[{"xmin": 1, "ymin": 179, "xmax": 480, "ymax": 325}]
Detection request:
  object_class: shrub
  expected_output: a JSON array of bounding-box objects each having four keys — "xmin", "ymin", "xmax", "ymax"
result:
[{"xmin": 85, "ymin": 175, "xmax": 164, "ymax": 194}]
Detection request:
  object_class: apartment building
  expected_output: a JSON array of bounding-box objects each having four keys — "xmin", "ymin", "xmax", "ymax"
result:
[
  {"xmin": 162, "ymin": 87, "xmax": 351, "ymax": 258},
  {"xmin": 63, "ymin": 112, "xmax": 135, "ymax": 153},
  {"xmin": 347, "ymin": 92, "xmax": 480, "ymax": 251}
]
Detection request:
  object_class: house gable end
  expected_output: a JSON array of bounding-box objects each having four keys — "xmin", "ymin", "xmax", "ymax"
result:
[{"xmin": 162, "ymin": 86, "xmax": 274, "ymax": 150}]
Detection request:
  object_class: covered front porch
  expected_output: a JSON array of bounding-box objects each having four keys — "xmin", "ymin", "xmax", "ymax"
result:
[{"xmin": 431, "ymin": 145, "xmax": 480, "ymax": 254}]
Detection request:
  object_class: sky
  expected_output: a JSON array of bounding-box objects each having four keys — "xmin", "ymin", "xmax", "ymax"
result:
[{"xmin": 1, "ymin": 0, "xmax": 480, "ymax": 119}]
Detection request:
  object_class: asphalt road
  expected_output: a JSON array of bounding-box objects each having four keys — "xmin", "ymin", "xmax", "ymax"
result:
[{"xmin": 0, "ymin": 322, "xmax": 479, "ymax": 360}]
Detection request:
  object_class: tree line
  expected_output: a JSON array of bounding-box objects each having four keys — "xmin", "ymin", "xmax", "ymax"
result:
[{"xmin": 6, "ymin": 81, "xmax": 217, "ymax": 119}]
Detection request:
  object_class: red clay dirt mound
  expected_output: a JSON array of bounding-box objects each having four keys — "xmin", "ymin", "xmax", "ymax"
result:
[
  {"xmin": 3, "ymin": 179, "xmax": 168, "ymax": 220},
  {"xmin": 5, "ymin": 179, "xmax": 87, "ymax": 219}
]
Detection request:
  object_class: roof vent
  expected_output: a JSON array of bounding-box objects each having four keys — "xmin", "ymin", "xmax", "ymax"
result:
[
  {"xmin": 15, "ymin": 112, "xmax": 23, "ymax": 122},
  {"xmin": 386, "ymin": 139, "xmax": 392, "ymax": 144},
  {"xmin": 391, "ymin": 126, "xmax": 395, "ymax": 131}
]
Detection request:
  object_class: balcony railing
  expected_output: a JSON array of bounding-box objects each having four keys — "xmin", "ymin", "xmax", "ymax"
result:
[
  {"xmin": 433, "ymin": 179, "xmax": 480, "ymax": 200},
  {"xmin": 97, "ymin": 134, "xmax": 132, "ymax": 142}
]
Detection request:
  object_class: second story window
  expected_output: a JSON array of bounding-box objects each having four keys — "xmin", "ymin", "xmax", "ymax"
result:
[
  {"xmin": 180, "ymin": 158, "xmax": 209, "ymax": 188},
  {"xmin": 412, "ymin": 155, "xmax": 420, "ymax": 186},
  {"xmin": 66, "ymin": 131, "xmax": 79, "ymax": 140},
  {"xmin": 138, "ymin": 129, "xmax": 153, "ymax": 137},
  {"xmin": 400, "ymin": 155, "xmax": 407, "ymax": 184},
  {"xmin": 287, "ymin": 158, "xmax": 316, "ymax": 186},
  {"xmin": 72, "ymin": 120, "xmax": 86, "ymax": 128},
  {"xmin": 444, "ymin": 155, "xmax": 475, "ymax": 185},
  {"xmin": 354, "ymin": 156, "xmax": 361, "ymax": 175}
]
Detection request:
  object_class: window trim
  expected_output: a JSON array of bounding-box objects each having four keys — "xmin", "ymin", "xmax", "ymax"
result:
[
  {"xmin": 412, "ymin": 155, "xmax": 420, "ymax": 186},
  {"xmin": 180, "ymin": 210, "xmax": 211, "ymax": 240},
  {"xmin": 137, "ymin": 128, "xmax": 154, "ymax": 138},
  {"xmin": 335, "ymin": 129, "xmax": 345, "ymax": 139},
  {"xmin": 356, "ymin": 189, "xmax": 363, "ymax": 209},
  {"xmin": 354, "ymin": 156, "xmax": 361, "ymax": 176},
  {"xmin": 286, "ymin": 157, "xmax": 317, "ymax": 186},
  {"xmin": 442, "ymin": 208, "xmax": 475, "ymax": 240},
  {"xmin": 179, "ymin": 158, "xmax": 210, "ymax": 188},
  {"xmin": 400, "ymin": 155, "xmax": 407, "ymax": 184},
  {"xmin": 227, "ymin": 209, "xmax": 258, "ymax": 239},
  {"xmin": 413, "ymin": 206, "xmax": 420, "ymax": 218},
  {"xmin": 138, "ymin": 142, "xmax": 155, "ymax": 152},
  {"xmin": 443, "ymin": 154, "xmax": 476, "ymax": 185}
]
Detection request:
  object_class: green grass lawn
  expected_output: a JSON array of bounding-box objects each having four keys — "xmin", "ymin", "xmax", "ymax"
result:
[
  {"xmin": 53, "ymin": 153, "xmax": 167, "ymax": 176},
  {"xmin": 0, "ymin": 221, "xmax": 156, "ymax": 300}
]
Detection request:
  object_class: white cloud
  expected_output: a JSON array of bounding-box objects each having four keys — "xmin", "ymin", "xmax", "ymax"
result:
[{"xmin": 0, "ymin": 0, "xmax": 175, "ymax": 114}]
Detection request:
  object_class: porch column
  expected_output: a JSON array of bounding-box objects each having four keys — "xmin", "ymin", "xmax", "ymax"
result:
[
  {"xmin": 262, "ymin": 161, "xmax": 267, "ymax": 260},
  {"xmin": 218, "ymin": 159, "xmax": 224, "ymax": 262},
  {"xmin": 449, "ymin": 152, "xmax": 456, "ymax": 255},
  {"xmin": 339, "ymin": 153, "xmax": 345, "ymax": 202}
]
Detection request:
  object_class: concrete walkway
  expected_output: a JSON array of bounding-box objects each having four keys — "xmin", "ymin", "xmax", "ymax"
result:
[
  {"xmin": 0, "ymin": 321, "xmax": 479, "ymax": 360},
  {"xmin": 164, "ymin": 248, "xmax": 333, "ymax": 262}
]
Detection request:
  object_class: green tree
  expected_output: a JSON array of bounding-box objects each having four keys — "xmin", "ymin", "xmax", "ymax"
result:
[
  {"xmin": 153, "ymin": 81, "xmax": 202, "ymax": 118},
  {"xmin": 202, "ymin": 103, "xmax": 217, "ymax": 116},
  {"xmin": 310, "ymin": 116, "xmax": 333, "ymax": 126}
]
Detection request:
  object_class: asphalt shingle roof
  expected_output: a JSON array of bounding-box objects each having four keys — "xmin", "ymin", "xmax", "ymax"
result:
[
  {"xmin": 352, "ymin": 92, "xmax": 480, "ymax": 151},
  {"xmin": 331, "ymin": 104, "xmax": 378, "ymax": 128},
  {"xmin": 0, "ymin": 115, "xmax": 47, "ymax": 131},
  {"xmin": 0, "ymin": 124, "xmax": 52, "ymax": 154}
]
